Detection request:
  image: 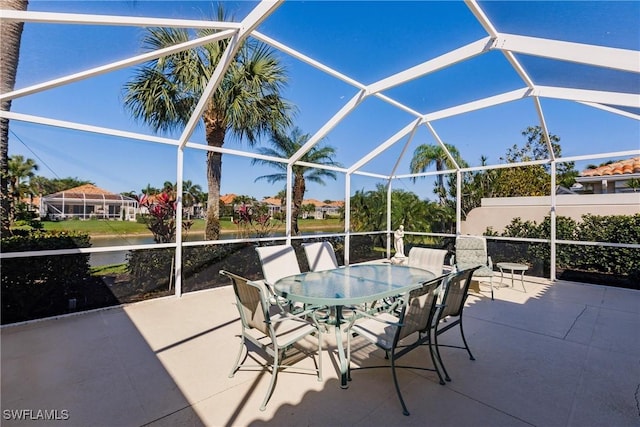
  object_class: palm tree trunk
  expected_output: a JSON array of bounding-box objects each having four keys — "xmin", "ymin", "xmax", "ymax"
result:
[
  {"xmin": 291, "ymin": 174, "xmax": 305, "ymax": 235},
  {"xmin": 0, "ymin": 0, "xmax": 28, "ymax": 236},
  {"xmin": 204, "ymin": 115, "xmax": 225, "ymax": 240}
]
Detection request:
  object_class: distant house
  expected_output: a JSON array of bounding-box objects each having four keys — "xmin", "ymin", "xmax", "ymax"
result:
[
  {"xmin": 574, "ymin": 157, "xmax": 640, "ymax": 194},
  {"xmin": 260, "ymin": 197, "xmax": 284, "ymax": 217},
  {"xmin": 221, "ymin": 194, "xmax": 343, "ymax": 220},
  {"xmin": 301, "ymin": 199, "xmax": 343, "ymax": 219},
  {"xmin": 40, "ymin": 184, "xmax": 138, "ymax": 221},
  {"xmin": 219, "ymin": 194, "xmax": 236, "ymax": 205}
]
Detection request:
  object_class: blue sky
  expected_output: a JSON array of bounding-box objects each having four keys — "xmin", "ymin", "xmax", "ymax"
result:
[{"xmin": 8, "ymin": 1, "xmax": 640, "ymax": 202}]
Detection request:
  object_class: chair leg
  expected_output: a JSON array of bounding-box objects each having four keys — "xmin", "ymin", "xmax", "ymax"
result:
[
  {"xmin": 346, "ymin": 326, "xmax": 352, "ymax": 382},
  {"xmin": 228, "ymin": 336, "xmax": 246, "ymax": 378},
  {"xmin": 433, "ymin": 328, "xmax": 451, "ymax": 382},
  {"xmin": 390, "ymin": 353, "xmax": 410, "ymax": 416},
  {"xmin": 260, "ymin": 349, "xmax": 280, "ymax": 411},
  {"xmin": 458, "ymin": 317, "xmax": 475, "ymax": 361},
  {"xmin": 426, "ymin": 330, "xmax": 446, "ymax": 385},
  {"xmin": 317, "ymin": 332, "xmax": 323, "ymax": 382}
]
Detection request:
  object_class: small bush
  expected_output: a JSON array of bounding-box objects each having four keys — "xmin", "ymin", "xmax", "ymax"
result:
[{"xmin": 1, "ymin": 230, "xmax": 94, "ymax": 324}]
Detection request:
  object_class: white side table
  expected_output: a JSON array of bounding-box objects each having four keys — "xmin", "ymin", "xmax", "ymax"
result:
[{"xmin": 497, "ymin": 262, "xmax": 529, "ymax": 293}]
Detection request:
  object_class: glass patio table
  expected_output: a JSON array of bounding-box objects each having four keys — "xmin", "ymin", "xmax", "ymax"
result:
[{"xmin": 274, "ymin": 264, "xmax": 435, "ymax": 388}]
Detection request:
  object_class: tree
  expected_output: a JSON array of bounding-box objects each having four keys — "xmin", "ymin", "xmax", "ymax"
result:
[
  {"xmin": 457, "ymin": 155, "xmax": 498, "ymax": 220},
  {"xmin": 252, "ymin": 127, "xmax": 341, "ymax": 235},
  {"xmin": 29, "ymin": 176, "xmax": 93, "ymax": 196},
  {"xmin": 123, "ymin": 6, "xmax": 291, "ymax": 240},
  {"xmin": 350, "ymin": 186, "xmax": 387, "ymax": 235},
  {"xmin": 141, "ymin": 183, "xmax": 160, "ymax": 196},
  {"xmin": 301, "ymin": 203, "xmax": 316, "ymax": 218},
  {"xmin": 1, "ymin": 0, "xmax": 29, "ymax": 235},
  {"xmin": 349, "ymin": 184, "xmax": 441, "ymax": 245},
  {"xmin": 181, "ymin": 179, "xmax": 203, "ymax": 218},
  {"xmin": 7, "ymin": 155, "xmax": 37, "ymax": 222},
  {"xmin": 626, "ymin": 178, "xmax": 640, "ymax": 192},
  {"xmin": 410, "ymin": 143, "xmax": 464, "ymax": 205},
  {"xmin": 231, "ymin": 194, "xmax": 256, "ymax": 205},
  {"xmin": 493, "ymin": 126, "xmax": 578, "ymax": 196}
]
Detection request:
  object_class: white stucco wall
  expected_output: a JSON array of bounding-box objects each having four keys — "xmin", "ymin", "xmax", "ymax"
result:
[{"xmin": 461, "ymin": 193, "xmax": 640, "ymax": 234}]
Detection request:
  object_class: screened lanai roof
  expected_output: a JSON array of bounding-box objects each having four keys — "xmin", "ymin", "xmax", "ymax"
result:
[{"xmin": 1, "ymin": 0, "xmax": 639, "ymax": 203}]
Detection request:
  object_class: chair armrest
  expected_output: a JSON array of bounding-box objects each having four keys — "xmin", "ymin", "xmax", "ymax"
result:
[
  {"xmin": 271, "ymin": 306, "xmax": 321, "ymax": 322},
  {"xmin": 487, "ymin": 255, "xmax": 493, "ymax": 269},
  {"xmin": 343, "ymin": 308, "xmax": 402, "ymax": 333}
]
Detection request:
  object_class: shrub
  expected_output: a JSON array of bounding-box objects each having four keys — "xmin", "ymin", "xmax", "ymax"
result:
[
  {"xmin": 488, "ymin": 213, "xmax": 640, "ymax": 288},
  {"xmin": 1, "ymin": 230, "xmax": 93, "ymax": 324}
]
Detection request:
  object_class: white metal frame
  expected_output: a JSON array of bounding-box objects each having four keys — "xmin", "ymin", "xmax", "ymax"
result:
[{"xmin": 1, "ymin": 0, "xmax": 638, "ymax": 295}]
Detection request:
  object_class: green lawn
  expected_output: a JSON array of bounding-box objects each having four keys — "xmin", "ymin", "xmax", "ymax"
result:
[{"xmin": 30, "ymin": 218, "xmax": 343, "ymax": 236}]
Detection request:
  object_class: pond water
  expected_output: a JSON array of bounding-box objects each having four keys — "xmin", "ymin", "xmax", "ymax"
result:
[{"xmin": 89, "ymin": 234, "xmax": 220, "ymax": 266}]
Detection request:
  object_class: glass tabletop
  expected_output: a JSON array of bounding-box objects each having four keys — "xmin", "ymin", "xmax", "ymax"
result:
[{"xmin": 273, "ymin": 264, "xmax": 436, "ymax": 306}]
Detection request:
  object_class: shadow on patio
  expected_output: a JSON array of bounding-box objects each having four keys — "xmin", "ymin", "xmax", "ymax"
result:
[{"xmin": 2, "ymin": 278, "xmax": 639, "ymax": 426}]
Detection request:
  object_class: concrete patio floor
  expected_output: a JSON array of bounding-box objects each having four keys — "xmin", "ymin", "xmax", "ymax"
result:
[{"xmin": 2, "ymin": 277, "xmax": 639, "ymax": 427}]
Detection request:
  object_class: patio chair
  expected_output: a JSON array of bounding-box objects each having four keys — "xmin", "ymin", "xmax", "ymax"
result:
[
  {"xmin": 220, "ymin": 270, "xmax": 323, "ymax": 411},
  {"xmin": 433, "ymin": 266, "xmax": 481, "ymax": 382},
  {"xmin": 255, "ymin": 244, "xmax": 302, "ymax": 310},
  {"xmin": 454, "ymin": 235, "xmax": 495, "ymax": 300},
  {"xmin": 345, "ymin": 274, "xmax": 449, "ymax": 416},
  {"xmin": 255, "ymin": 244, "xmax": 302, "ymax": 284},
  {"xmin": 302, "ymin": 240, "xmax": 369, "ymax": 318},
  {"xmin": 408, "ymin": 247, "xmax": 448, "ymax": 276},
  {"xmin": 303, "ymin": 241, "xmax": 339, "ymax": 272}
]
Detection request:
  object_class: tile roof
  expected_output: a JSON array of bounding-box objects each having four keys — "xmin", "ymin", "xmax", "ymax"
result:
[
  {"xmin": 580, "ymin": 157, "xmax": 640, "ymax": 177},
  {"xmin": 261, "ymin": 197, "xmax": 283, "ymax": 206},
  {"xmin": 46, "ymin": 184, "xmax": 135, "ymax": 201},
  {"xmin": 219, "ymin": 194, "xmax": 237, "ymax": 205},
  {"xmin": 303, "ymin": 198, "xmax": 344, "ymax": 208}
]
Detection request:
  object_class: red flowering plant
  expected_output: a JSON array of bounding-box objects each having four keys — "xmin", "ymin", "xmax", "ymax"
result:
[
  {"xmin": 137, "ymin": 192, "xmax": 193, "ymax": 243},
  {"xmin": 233, "ymin": 202, "xmax": 280, "ymax": 238}
]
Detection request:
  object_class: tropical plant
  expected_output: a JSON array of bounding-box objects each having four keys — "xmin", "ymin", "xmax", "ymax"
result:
[
  {"xmin": 301, "ymin": 203, "xmax": 316, "ymax": 218},
  {"xmin": 350, "ymin": 186, "xmax": 387, "ymax": 235},
  {"xmin": 626, "ymin": 177, "xmax": 640, "ymax": 192},
  {"xmin": 137, "ymin": 192, "xmax": 192, "ymax": 243},
  {"xmin": 252, "ymin": 127, "xmax": 341, "ymax": 235},
  {"xmin": 123, "ymin": 5, "xmax": 291, "ymax": 240},
  {"xmin": 181, "ymin": 180, "xmax": 203, "ymax": 218},
  {"xmin": 7, "ymin": 155, "xmax": 37, "ymax": 222},
  {"xmin": 349, "ymin": 184, "xmax": 442, "ymax": 245},
  {"xmin": 157, "ymin": 180, "xmax": 203, "ymax": 219},
  {"xmin": 232, "ymin": 194, "xmax": 256, "ymax": 205},
  {"xmin": 1, "ymin": 0, "xmax": 29, "ymax": 235},
  {"xmin": 233, "ymin": 200, "xmax": 280, "ymax": 238},
  {"xmin": 141, "ymin": 183, "xmax": 161, "ymax": 196},
  {"xmin": 162, "ymin": 181, "xmax": 176, "ymax": 198},
  {"xmin": 410, "ymin": 142, "xmax": 464, "ymax": 205}
]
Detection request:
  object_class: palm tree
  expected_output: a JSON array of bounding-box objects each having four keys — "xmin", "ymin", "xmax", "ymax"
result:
[
  {"xmin": 182, "ymin": 180, "xmax": 203, "ymax": 218},
  {"xmin": 162, "ymin": 181, "xmax": 176, "ymax": 198},
  {"xmin": 141, "ymin": 183, "xmax": 160, "ymax": 196},
  {"xmin": 123, "ymin": 6, "xmax": 291, "ymax": 239},
  {"xmin": 626, "ymin": 177, "xmax": 640, "ymax": 192},
  {"xmin": 7, "ymin": 154, "xmax": 37, "ymax": 222},
  {"xmin": 410, "ymin": 143, "xmax": 463, "ymax": 205},
  {"xmin": 252, "ymin": 127, "xmax": 341, "ymax": 235},
  {"xmin": 1, "ymin": 0, "xmax": 29, "ymax": 235}
]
